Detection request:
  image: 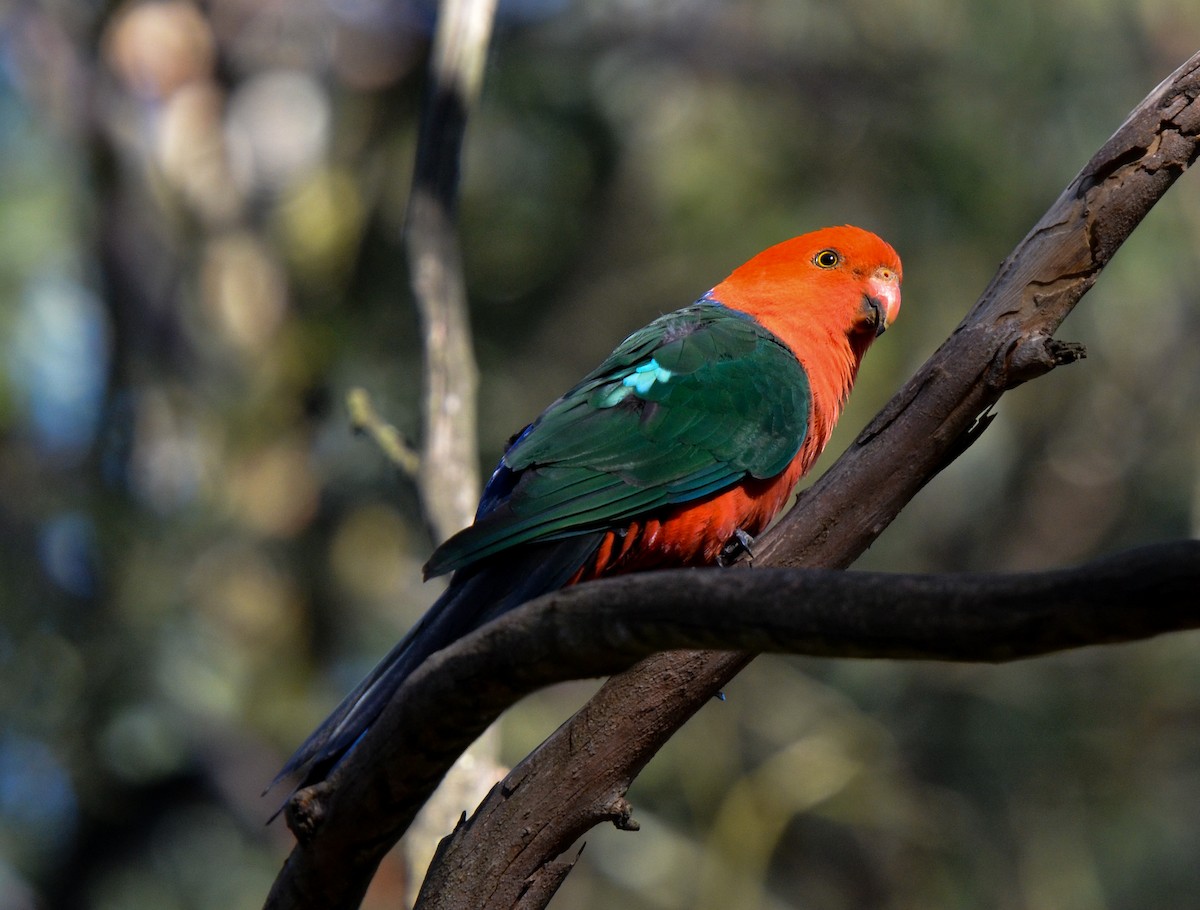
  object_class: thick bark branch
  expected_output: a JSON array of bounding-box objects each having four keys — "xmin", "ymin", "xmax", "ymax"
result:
[
  {"xmin": 280, "ymin": 538, "xmax": 1200, "ymax": 910},
  {"xmin": 433, "ymin": 541, "xmax": 1200, "ymax": 671},
  {"xmin": 264, "ymin": 49, "xmax": 1200, "ymax": 910},
  {"xmin": 412, "ymin": 542, "xmax": 1200, "ymax": 909}
]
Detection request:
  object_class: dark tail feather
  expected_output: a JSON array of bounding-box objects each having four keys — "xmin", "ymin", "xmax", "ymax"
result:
[{"xmin": 268, "ymin": 533, "xmax": 605, "ymax": 800}]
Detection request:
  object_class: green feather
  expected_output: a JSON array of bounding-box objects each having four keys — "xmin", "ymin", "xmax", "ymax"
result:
[{"xmin": 425, "ymin": 303, "xmax": 811, "ymax": 577}]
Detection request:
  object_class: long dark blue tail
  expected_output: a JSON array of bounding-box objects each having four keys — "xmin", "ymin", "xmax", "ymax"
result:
[{"xmin": 271, "ymin": 533, "xmax": 604, "ymax": 794}]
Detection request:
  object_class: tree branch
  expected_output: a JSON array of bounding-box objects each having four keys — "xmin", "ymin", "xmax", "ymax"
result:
[
  {"xmin": 279, "ymin": 536, "xmax": 1200, "ymax": 910},
  {"xmin": 405, "ymin": 0, "xmax": 497, "ymax": 542},
  {"xmin": 346, "ymin": 387, "xmax": 422, "ymax": 478},
  {"xmin": 264, "ymin": 48, "xmax": 1200, "ymax": 910},
  {"xmin": 400, "ymin": 0, "xmax": 504, "ymax": 905},
  {"xmin": 412, "ymin": 541, "xmax": 1200, "ymax": 677},
  {"xmin": 411, "ymin": 541, "xmax": 1200, "ymax": 909}
]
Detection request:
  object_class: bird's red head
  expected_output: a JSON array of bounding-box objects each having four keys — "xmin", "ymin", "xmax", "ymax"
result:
[
  {"xmin": 710, "ymin": 225, "xmax": 903, "ymax": 453},
  {"xmin": 713, "ymin": 225, "xmax": 903, "ymax": 349}
]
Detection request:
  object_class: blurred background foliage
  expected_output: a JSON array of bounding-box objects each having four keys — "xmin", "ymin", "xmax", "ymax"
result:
[{"xmin": 1, "ymin": 0, "xmax": 1199, "ymax": 908}]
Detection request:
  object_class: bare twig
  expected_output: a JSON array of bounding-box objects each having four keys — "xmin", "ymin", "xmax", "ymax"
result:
[
  {"xmin": 397, "ymin": 0, "xmax": 503, "ymax": 905},
  {"xmin": 347, "ymin": 387, "xmax": 421, "ymax": 477},
  {"xmin": 405, "ymin": 0, "xmax": 497, "ymax": 544}
]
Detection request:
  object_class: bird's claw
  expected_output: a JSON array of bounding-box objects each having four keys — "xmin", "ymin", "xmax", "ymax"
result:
[{"xmin": 718, "ymin": 528, "xmax": 756, "ymax": 566}]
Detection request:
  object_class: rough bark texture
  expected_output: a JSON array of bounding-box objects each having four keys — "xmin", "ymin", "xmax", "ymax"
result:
[
  {"xmin": 412, "ymin": 541, "xmax": 1200, "ymax": 909},
  {"xmin": 263, "ymin": 49, "xmax": 1200, "ymax": 910}
]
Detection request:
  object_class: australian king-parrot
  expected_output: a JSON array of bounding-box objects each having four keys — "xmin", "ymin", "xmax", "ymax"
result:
[{"xmin": 276, "ymin": 224, "xmax": 902, "ymax": 788}]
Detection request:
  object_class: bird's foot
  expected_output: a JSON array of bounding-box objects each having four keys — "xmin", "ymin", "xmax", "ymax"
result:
[{"xmin": 718, "ymin": 528, "xmax": 756, "ymax": 567}]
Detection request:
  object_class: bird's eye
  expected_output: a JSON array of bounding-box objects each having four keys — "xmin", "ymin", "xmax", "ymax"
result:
[{"xmin": 814, "ymin": 249, "xmax": 841, "ymax": 269}]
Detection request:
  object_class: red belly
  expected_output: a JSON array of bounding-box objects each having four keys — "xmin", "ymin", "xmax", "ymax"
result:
[{"xmin": 570, "ymin": 455, "xmax": 807, "ymax": 582}]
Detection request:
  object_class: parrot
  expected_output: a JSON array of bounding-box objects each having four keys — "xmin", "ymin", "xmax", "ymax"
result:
[{"xmin": 274, "ymin": 224, "xmax": 902, "ymax": 790}]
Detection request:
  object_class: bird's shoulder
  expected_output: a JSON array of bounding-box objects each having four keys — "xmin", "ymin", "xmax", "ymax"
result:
[{"xmin": 533, "ymin": 299, "xmax": 805, "ymax": 423}]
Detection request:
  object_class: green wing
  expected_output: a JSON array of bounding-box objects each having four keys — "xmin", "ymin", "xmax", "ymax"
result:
[{"xmin": 424, "ymin": 302, "xmax": 811, "ymax": 577}]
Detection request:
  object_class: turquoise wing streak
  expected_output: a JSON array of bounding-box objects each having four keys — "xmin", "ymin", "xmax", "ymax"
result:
[{"xmin": 423, "ymin": 302, "xmax": 811, "ymax": 578}]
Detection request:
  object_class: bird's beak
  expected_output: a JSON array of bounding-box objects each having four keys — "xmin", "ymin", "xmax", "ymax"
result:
[
  {"xmin": 864, "ymin": 296, "xmax": 888, "ymax": 336},
  {"xmin": 865, "ymin": 268, "xmax": 902, "ymax": 336}
]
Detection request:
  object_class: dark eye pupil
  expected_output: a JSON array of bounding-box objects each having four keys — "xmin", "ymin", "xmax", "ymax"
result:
[{"xmin": 817, "ymin": 250, "xmax": 838, "ymax": 267}]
